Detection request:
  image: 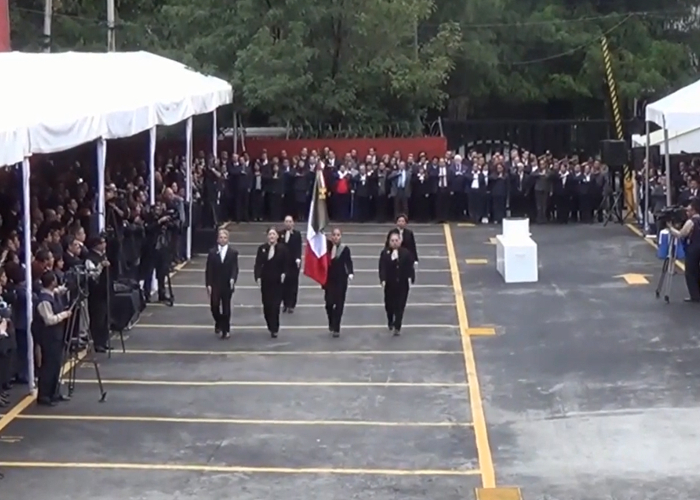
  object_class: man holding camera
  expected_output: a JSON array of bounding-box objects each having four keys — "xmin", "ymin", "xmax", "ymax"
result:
[
  {"xmin": 141, "ymin": 201, "xmax": 179, "ymax": 303},
  {"xmin": 668, "ymin": 198, "xmax": 700, "ymax": 302},
  {"xmin": 35, "ymin": 271, "xmax": 72, "ymax": 406},
  {"xmin": 85, "ymin": 236, "xmax": 112, "ymax": 352}
]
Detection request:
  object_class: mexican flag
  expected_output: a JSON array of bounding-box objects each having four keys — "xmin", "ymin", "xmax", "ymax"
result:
[{"xmin": 303, "ymin": 168, "xmax": 329, "ymax": 286}]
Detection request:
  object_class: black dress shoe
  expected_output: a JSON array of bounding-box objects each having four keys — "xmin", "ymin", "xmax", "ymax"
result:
[
  {"xmin": 37, "ymin": 398, "xmax": 56, "ymax": 407},
  {"xmin": 287, "ymin": 308, "xmax": 294, "ymax": 314},
  {"xmin": 221, "ymin": 332, "xmax": 230, "ymax": 339},
  {"xmin": 684, "ymin": 298, "xmax": 700, "ymax": 303},
  {"xmin": 270, "ymin": 332, "xmax": 278, "ymax": 338},
  {"xmin": 332, "ymin": 331, "xmax": 340, "ymax": 338},
  {"xmin": 393, "ymin": 329, "xmax": 401, "ymax": 337},
  {"xmin": 282, "ymin": 307, "xmax": 288, "ymax": 313},
  {"xmin": 94, "ymin": 346, "xmax": 113, "ymax": 353},
  {"xmin": 52, "ymin": 394, "xmax": 71, "ymax": 402}
]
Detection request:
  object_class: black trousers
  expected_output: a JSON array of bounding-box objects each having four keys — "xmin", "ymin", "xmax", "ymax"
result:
[
  {"xmin": 685, "ymin": 248, "xmax": 700, "ymax": 301},
  {"xmin": 88, "ymin": 296, "xmax": 109, "ymax": 348},
  {"xmin": 384, "ymin": 282, "xmax": 410, "ymax": 331},
  {"xmin": 283, "ymin": 267, "xmax": 300, "ymax": 309},
  {"xmin": 14, "ymin": 328, "xmax": 28, "ymax": 381},
  {"xmin": 324, "ymin": 281, "xmax": 348, "ymax": 333},
  {"xmin": 210, "ymin": 285, "xmax": 233, "ymax": 332},
  {"xmin": 261, "ymin": 280, "xmax": 282, "ymax": 334},
  {"xmin": 37, "ymin": 337, "xmax": 63, "ymax": 400},
  {"xmin": 0, "ymin": 350, "xmax": 14, "ymax": 389}
]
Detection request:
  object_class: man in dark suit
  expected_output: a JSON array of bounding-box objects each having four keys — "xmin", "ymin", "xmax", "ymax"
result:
[
  {"xmin": 279, "ymin": 215, "xmax": 302, "ymax": 313},
  {"xmin": 385, "ymin": 214, "xmax": 419, "ymax": 266},
  {"xmin": 379, "ymin": 230, "xmax": 415, "ymax": 336},
  {"xmin": 205, "ymin": 229, "xmax": 239, "ymax": 339}
]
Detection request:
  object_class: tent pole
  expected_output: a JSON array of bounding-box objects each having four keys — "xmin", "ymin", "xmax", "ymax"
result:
[
  {"xmin": 148, "ymin": 126, "xmax": 158, "ymax": 294},
  {"xmin": 43, "ymin": 0, "xmax": 52, "ymax": 52},
  {"xmin": 212, "ymin": 111, "xmax": 218, "ymax": 159},
  {"xmin": 148, "ymin": 127, "xmax": 157, "ymax": 206},
  {"xmin": 644, "ymin": 120, "xmax": 650, "ymax": 233},
  {"xmin": 232, "ymin": 110, "xmax": 238, "ymax": 156},
  {"xmin": 663, "ymin": 119, "xmax": 671, "ymax": 206},
  {"xmin": 96, "ymin": 138, "xmax": 107, "ymax": 232},
  {"xmin": 21, "ymin": 159, "xmax": 35, "ymax": 393},
  {"xmin": 185, "ymin": 117, "xmax": 193, "ymax": 260}
]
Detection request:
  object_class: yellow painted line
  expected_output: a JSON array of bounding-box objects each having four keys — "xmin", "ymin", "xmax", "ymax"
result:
[
  {"xmin": 625, "ymin": 223, "xmax": 686, "ymax": 271},
  {"xmin": 444, "ymin": 223, "xmax": 495, "ymax": 488},
  {"xmin": 117, "ymin": 349, "xmax": 463, "ymax": 356},
  {"xmin": 476, "ymin": 487, "xmax": 523, "ymax": 500},
  {"xmin": 136, "ymin": 323, "xmax": 457, "ymax": 330},
  {"xmin": 465, "ymin": 259, "xmax": 488, "ymax": 265},
  {"xmin": 0, "ymin": 259, "xmax": 193, "ymax": 434},
  {"xmin": 72, "ymin": 379, "xmax": 468, "ymax": 388},
  {"xmin": 0, "ymin": 350, "xmax": 87, "ymax": 433},
  {"xmin": 171, "ymin": 284, "xmax": 452, "ymax": 289},
  {"xmin": 0, "ymin": 461, "xmax": 481, "ymax": 476},
  {"xmin": 467, "ymin": 327, "xmax": 496, "ymax": 336},
  {"xmin": 614, "ymin": 273, "xmax": 650, "ymax": 285},
  {"xmin": 231, "ymin": 255, "xmax": 448, "ymax": 259},
  {"xmin": 15, "ymin": 414, "xmax": 472, "ymax": 427},
  {"xmin": 177, "ymin": 268, "xmax": 450, "ymax": 273},
  {"xmin": 149, "ymin": 302, "xmax": 455, "ymax": 308}
]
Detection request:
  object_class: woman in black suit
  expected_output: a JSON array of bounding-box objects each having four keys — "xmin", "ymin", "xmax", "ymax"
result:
[
  {"xmin": 254, "ymin": 227, "xmax": 288, "ymax": 338},
  {"xmin": 324, "ymin": 228, "xmax": 354, "ymax": 338}
]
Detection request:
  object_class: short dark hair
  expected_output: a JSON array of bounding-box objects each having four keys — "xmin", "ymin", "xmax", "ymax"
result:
[
  {"xmin": 40, "ymin": 270, "xmax": 57, "ymax": 288},
  {"xmin": 690, "ymin": 198, "xmax": 700, "ymax": 214},
  {"xmin": 396, "ymin": 214, "xmax": 407, "ymax": 223},
  {"xmin": 35, "ymin": 249, "xmax": 52, "ymax": 263}
]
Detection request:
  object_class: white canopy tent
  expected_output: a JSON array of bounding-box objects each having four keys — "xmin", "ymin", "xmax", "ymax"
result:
[
  {"xmin": 632, "ymin": 126, "xmax": 700, "ymax": 155},
  {"xmin": 0, "ymin": 51, "xmax": 232, "ymax": 392},
  {"xmin": 642, "ymin": 78, "xmax": 700, "ymax": 231}
]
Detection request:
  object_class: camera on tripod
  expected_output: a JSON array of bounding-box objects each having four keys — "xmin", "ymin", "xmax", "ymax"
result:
[{"xmin": 655, "ymin": 205, "xmax": 688, "ymax": 228}]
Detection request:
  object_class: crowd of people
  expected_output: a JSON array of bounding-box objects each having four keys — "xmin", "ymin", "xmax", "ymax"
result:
[
  {"xmin": 0, "ymin": 152, "xmax": 195, "ymax": 407},
  {"xmin": 1, "ymin": 141, "xmax": 699, "ymax": 410}
]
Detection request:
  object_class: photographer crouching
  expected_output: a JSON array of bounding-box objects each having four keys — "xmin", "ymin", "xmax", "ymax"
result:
[
  {"xmin": 667, "ymin": 198, "xmax": 700, "ymax": 303},
  {"xmin": 140, "ymin": 200, "xmax": 179, "ymax": 304}
]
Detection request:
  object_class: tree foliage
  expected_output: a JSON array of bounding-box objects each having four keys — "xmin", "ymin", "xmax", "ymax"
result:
[{"xmin": 8, "ymin": 0, "xmax": 700, "ymax": 124}]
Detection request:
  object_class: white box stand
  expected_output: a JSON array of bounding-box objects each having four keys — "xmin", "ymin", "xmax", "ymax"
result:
[{"xmin": 496, "ymin": 218, "xmax": 538, "ymax": 283}]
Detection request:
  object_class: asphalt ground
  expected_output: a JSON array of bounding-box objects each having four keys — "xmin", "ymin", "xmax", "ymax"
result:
[
  {"xmin": 0, "ymin": 223, "xmax": 487, "ymax": 500},
  {"xmin": 1, "ymin": 221, "xmax": 698, "ymax": 500}
]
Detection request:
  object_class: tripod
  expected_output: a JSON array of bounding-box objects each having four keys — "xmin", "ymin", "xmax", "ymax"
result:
[
  {"xmin": 602, "ymin": 169, "xmax": 625, "ymax": 226},
  {"xmin": 61, "ymin": 292, "xmax": 107, "ymax": 402},
  {"xmin": 655, "ymin": 235, "xmax": 679, "ymax": 304}
]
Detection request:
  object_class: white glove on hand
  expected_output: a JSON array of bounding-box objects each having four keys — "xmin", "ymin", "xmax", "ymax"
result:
[
  {"xmin": 296, "ymin": 259, "xmax": 301, "ymax": 268},
  {"xmin": 281, "ymin": 274, "xmax": 286, "ymax": 283},
  {"xmin": 348, "ymin": 274, "xmax": 354, "ymax": 281}
]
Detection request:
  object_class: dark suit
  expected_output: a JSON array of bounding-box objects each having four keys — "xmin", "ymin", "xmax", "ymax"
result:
[
  {"xmin": 280, "ymin": 229, "xmax": 303, "ymax": 310},
  {"xmin": 254, "ymin": 243, "xmax": 288, "ymax": 336},
  {"xmin": 324, "ymin": 241, "xmax": 354, "ymax": 335},
  {"xmin": 386, "ymin": 227, "xmax": 419, "ymax": 263},
  {"xmin": 205, "ymin": 244, "xmax": 240, "ymax": 334},
  {"xmin": 378, "ymin": 246, "xmax": 415, "ymax": 333}
]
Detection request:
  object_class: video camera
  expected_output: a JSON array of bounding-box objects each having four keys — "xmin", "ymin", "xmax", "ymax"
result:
[
  {"xmin": 64, "ymin": 264, "xmax": 100, "ymax": 297},
  {"xmin": 655, "ymin": 205, "xmax": 687, "ymax": 228},
  {"xmin": 0, "ymin": 297, "xmax": 11, "ymax": 320}
]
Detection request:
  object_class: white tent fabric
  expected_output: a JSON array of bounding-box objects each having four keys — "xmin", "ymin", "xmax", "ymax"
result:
[
  {"xmin": 0, "ymin": 51, "xmax": 232, "ymax": 166},
  {"xmin": 631, "ymin": 126, "xmax": 700, "ymax": 155},
  {"xmin": 645, "ymin": 78, "xmax": 700, "ymax": 130}
]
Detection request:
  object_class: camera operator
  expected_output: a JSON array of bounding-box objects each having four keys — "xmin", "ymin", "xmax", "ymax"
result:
[
  {"xmin": 63, "ymin": 236, "xmax": 85, "ymax": 272},
  {"xmin": 105, "ymin": 183, "xmax": 130, "ymax": 277},
  {"xmin": 85, "ymin": 236, "xmax": 112, "ymax": 352},
  {"xmin": 0, "ymin": 268, "xmax": 16, "ymax": 407},
  {"xmin": 141, "ymin": 201, "xmax": 178, "ymax": 303},
  {"xmin": 35, "ymin": 271, "xmax": 72, "ymax": 406},
  {"xmin": 667, "ymin": 198, "xmax": 700, "ymax": 303}
]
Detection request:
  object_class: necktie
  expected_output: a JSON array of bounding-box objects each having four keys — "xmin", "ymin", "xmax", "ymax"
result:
[
  {"xmin": 268, "ymin": 245, "xmax": 275, "ymax": 260},
  {"xmin": 391, "ymin": 249, "xmax": 398, "ymax": 261}
]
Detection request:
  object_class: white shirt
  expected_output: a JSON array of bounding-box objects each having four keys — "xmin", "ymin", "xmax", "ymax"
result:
[
  {"xmin": 331, "ymin": 245, "xmax": 337, "ymax": 259},
  {"xmin": 268, "ymin": 244, "xmax": 275, "ymax": 260},
  {"xmin": 471, "ymin": 174, "xmax": 479, "ymax": 189},
  {"xmin": 284, "ymin": 232, "xmax": 290, "ymax": 243},
  {"xmin": 391, "ymin": 249, "xmax": 399, "ymax": 260},
  {"xmin": 398, "ymin": 229, "xmax": 404, "ymax": 241},
  {"xmin": 218, "ymin": 245, "xmax": 227, "ymax": 263}
]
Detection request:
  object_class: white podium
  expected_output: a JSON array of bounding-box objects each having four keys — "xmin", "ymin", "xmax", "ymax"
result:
[{"xmin": 496, "ymin": 218, "xmax": 538, "ymax": 283}]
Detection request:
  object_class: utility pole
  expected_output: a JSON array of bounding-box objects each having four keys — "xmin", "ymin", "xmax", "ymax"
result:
[
  {"xmin": 107, "ymin": 0, "xmax": 116, "ymax": 51},
  {"xmin": 0, "ymin": 0, "xmax": 10, "ymax": 52},
  {"xmin": 43, "ymin": 0, "xmax": 53, "ymax": 52}
]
